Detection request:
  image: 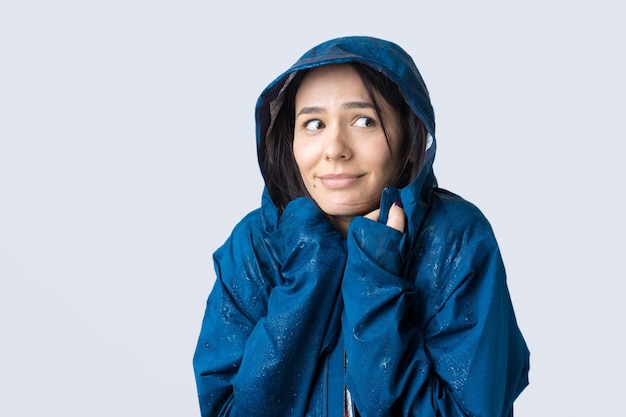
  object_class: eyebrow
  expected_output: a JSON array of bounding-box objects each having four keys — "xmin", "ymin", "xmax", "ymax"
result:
[{"xmin": 296, "ymin": 101, "xmax": 374, "ymax": 117}]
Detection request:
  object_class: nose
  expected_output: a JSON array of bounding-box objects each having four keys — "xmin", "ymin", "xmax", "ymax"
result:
[{"xmin": 324, "ymin": 126, "xmax": 352, "ymax": 161}]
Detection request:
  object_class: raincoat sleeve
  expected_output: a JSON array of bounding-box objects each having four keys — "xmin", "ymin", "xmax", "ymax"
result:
[
  {"xmin": 342, "ymin": 214, "xmax": 529, "ymax": 417},
  {"xmin": 193, "ymin": 197, "xmax": 346, "ymax": 417}
]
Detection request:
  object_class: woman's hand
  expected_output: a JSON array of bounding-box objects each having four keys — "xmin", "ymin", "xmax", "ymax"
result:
[{"xmin": 364, "ymin": 201, "xmax": 406, "ymax": 233}]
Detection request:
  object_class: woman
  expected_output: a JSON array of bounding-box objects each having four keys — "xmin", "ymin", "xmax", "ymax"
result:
[{"xmin": 193, "ymin": 36, "xmax": 530, "ymax": 417}]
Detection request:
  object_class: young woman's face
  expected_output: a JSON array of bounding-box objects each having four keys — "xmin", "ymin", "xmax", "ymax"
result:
[{"xmin": 293, "ymin": 64, "xmax": 404, "ymax": 231}]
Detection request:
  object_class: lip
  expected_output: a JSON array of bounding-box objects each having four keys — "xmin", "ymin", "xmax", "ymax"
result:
[{"xmin": 317, "ymin": 173, "xmax": 363, "ymax": 189}]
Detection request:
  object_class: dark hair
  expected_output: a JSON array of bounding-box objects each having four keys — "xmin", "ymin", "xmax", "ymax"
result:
[{"xmin": 263, "ymin": 63, "xmax": 427, "ymax": 212}]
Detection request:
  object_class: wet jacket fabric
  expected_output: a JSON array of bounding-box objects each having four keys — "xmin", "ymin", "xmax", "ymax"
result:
[{"xmin": 193, "ymin": 36, "xmax": 530, "ymax": 417}]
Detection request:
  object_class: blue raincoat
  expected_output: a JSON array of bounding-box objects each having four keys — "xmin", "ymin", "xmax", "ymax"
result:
[{"xmin": 193, "ymin": 36, "xmax": 530, "ymax": 417}]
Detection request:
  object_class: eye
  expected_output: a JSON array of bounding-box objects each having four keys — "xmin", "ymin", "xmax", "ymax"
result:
[
  {"xmin": 304, "ymin": 119, "xmax": 325, "ymax": 131},
  {"xmin": 354, "ymin": 116, "xmax": 375, "ymax": 128}
]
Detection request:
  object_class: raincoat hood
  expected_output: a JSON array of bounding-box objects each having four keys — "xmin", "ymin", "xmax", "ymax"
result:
[{"xmin": 255, "ymin": 36, "xmax": 438, "ymax": 211}]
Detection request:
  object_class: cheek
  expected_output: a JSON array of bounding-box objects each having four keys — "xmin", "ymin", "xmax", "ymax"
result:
[
  {"xmin": 292, "ymin": 140, "xmax": 315, "ymax": 174},
  {"xmin": 292, "ymin": 148, "xmax": 304, "ymax": 177},
  {"xmin": 293, "ymin": 152, "xmax": 317, "ymax": 194},
  {"xmin": 367, "ymin": 144, "xmax": 397, "ymax": 174}
]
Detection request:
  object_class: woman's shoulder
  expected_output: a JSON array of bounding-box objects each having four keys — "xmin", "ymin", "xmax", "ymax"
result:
[
  {"xmin": 217, "ymin": 202, "xmax": 284, "ymax": 263},
  {"xmin": 432, "ymin": 186, "xmax": 484, "ymax": 212},
  {"xmin": 223, "ymin": 188, "xmax": 281, "ymax": 242},
  {"xmin": 222, "ymin": 207, "xmax": 270, "ymax": 248},
  {"xmin": 423, "ymin": 187, "xmax": 498, "ymax": 245},
  {"xmin": 214, "ymin": 206, "xmax": 281, "ymax": 287}
]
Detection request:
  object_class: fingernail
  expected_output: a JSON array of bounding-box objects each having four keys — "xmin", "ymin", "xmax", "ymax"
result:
[{"xmin": 394, "ymin": 197, "xmax": 403, "ymax": 208}]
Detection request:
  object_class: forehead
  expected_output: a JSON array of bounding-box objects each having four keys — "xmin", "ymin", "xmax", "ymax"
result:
[
  {"xmin": 296, "ymin": 64, "xmax": 366, "ymax": 97},
  {"xmin": 294, "ymin": 64, "xmax": 400, "ymax": 122}
]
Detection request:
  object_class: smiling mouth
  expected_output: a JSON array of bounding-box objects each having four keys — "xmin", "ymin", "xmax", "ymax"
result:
[{"xmin": 318, "ymin": 174, "xmax": 363, "ymax": 189}]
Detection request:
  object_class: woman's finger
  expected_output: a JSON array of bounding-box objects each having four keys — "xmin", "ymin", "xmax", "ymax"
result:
[
  {"xmin": 386, "ymin": 203, "xmax": 405, "ymax": 233},
  {"xmin": 363, "ymin": 208, "xmax": 380, "ymax": 222}
]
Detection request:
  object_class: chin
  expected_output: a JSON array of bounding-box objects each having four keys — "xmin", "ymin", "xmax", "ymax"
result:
[{"xmin": 318, "ymin": 201, "xmax": 373, "ymax": 218}]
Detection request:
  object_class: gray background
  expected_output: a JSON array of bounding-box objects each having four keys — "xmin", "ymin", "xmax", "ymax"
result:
[{"xmin": 1, "ymin": 0, "xmax": 624, "ymax": 415}]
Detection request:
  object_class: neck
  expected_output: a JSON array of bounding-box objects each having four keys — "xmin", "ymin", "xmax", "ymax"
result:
[{"xmin": 328, "ymin": 214, "xmax": 353, "ymax": 237}]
